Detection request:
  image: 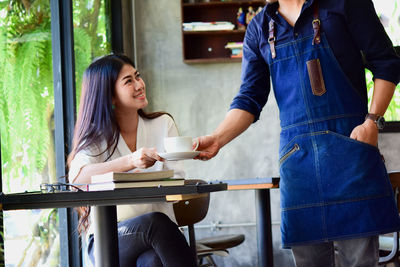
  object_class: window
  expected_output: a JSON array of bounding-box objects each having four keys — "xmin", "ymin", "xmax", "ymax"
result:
[
  {"xmin": 0, "ymin": 1, "xmax": 59, "ymax": 265},
  {"xmin": 73, "ymin": 0, "xmax": 111, "ymax": 105},
  {"xmin": 0, "ymin": 0, "xmax": 112, "ymax": 265}
]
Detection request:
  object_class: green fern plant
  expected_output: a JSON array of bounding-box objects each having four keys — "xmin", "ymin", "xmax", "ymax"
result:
[
  {"xmin": 0, "ymin": 2, "xmax": 53, "ymax": 192},
  {"xmin": 1, "ymin": 0, "xmax": 110, "ymax": 265},
  {"xmin": 0, "ymin": 0, "xmax": 110, "ymax": 192}
]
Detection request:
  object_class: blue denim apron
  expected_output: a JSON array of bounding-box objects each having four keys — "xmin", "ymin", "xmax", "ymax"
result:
[{"xmin": 264, "ymin": 6, "xmax": 400, "ymax": 248}]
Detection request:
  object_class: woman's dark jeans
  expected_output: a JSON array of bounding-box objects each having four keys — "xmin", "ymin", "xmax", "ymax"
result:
[{"xmin": 88, "ymin": 212, "xmax": 197, "ymax": 267}]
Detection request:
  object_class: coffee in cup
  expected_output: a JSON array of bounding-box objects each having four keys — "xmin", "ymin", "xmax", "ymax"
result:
[{"xmin": 164, "ymin": 136, "xmax": 199, "ymax": 153}]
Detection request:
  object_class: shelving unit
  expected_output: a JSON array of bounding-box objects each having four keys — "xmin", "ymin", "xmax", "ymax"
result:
[{"xmin": 181, "ymin": 0, "xmax": 265, "ymax": 64}]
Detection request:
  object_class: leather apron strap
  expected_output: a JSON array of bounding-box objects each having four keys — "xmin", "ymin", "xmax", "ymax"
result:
[
  {"xmin": 268, "ymin": 20, "xmax": 276, "ymax": 59},
  {"xmin": 312, "ymin": 0, "xmax": 321, "ymax": 45}
]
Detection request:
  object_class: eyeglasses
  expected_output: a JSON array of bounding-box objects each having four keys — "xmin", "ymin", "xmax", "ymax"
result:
[{"xmin": 40, "ymin": 183, "xmax": 85, "ymax": 193}]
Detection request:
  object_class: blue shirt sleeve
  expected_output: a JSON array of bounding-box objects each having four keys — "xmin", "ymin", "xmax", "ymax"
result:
[
  {"xmin": 229, "ymin": 18, "xmax": 271, "ymax": 122},
  {"xmin": 345, "ymin": 0, "xmax": 400, "ymax": 85}
]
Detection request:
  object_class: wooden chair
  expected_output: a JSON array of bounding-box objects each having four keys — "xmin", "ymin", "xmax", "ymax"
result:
[
  {"xmin": 173, "ymin": 180, "xmax": 245, "ymax": 267},
  {"xmin": 379, "ymin": 171, "xmax": 400, "ymax": 266}
]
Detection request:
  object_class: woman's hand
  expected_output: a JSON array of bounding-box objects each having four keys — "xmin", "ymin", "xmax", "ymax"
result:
[
  {"xmin": 194, "ymin": 135, "xmax": 221, "ymax": 161},
  {"xmin": 130, "ymin": 147, "xmax": 164, "ymax": 169},
  {"xmin": 350, "ymin": 119, "xmax": 378, "ymax": 147}
]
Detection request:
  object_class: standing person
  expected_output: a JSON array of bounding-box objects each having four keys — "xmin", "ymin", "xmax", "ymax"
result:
[
  {"xmin": 195, "ymin": 0, "xmax": 400, "ymax": 266},
  {"xmin": 68, "ymin": 54, "xmax": 197, "ymax": 267}
]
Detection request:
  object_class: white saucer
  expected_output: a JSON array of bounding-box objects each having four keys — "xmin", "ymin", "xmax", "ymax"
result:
[{"xmin": 158, "ymin": 151, "xmax": 200, "ymax": 161}]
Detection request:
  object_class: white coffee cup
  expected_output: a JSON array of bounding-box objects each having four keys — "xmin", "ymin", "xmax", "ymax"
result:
[{"xmin": 164, "ymin": 136, "xmax": 199, "ymax": 153}]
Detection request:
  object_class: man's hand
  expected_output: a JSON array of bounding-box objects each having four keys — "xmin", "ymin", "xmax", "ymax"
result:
[
  {"xmin": 194, "ymin": 135, "xmax": 221, "ymax": 161},
  {"xmin": 349, "ymin": 119, "xmax": 378, "ymax": 146},
  {"xmin": 193, "ymin": 109, "xmax": 254, "ymax": 161}
]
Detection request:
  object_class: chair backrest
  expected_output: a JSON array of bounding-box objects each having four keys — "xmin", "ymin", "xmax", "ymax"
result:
[
  {"xmin": 389, "ymin": 171, "xmax": 400, "ymax": 213},
  {"xmin": 173, "ymin": 179, "xmax": 210, "ymax": 227}
]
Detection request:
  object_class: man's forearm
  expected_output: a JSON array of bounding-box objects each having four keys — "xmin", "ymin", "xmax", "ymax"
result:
[
  {"xmin": 369, "ymin": 78, "xmax": 396, "ymax": 115},
  {"xmin": 213, "ymin": 109, "xmax": 255, "ymax": 148}
]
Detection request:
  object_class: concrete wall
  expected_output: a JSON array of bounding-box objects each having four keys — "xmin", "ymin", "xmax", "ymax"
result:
[{"xmin": 132, "ymin": 1, "xmax": 400, "ymax": 266}]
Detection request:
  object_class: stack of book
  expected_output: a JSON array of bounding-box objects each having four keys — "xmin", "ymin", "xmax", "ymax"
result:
[
  {"xmin": 225, "ymin": 42, "xmax": 243, "ymax": 58},
  {"xmin": 183, "ymin": 21, "xmax": 235, "ymax": 31},
  {"xmin": 89, "ymin": 169, "xmax": 184, "ymax": 191}
]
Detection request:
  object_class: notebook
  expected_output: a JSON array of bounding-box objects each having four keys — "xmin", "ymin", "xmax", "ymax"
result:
[
  {"xmin": 91, "ymin": 169, "xmax": 174, "ymax": 183},
  {"xmin": 88, "ymin": 178, "xmax": 185, "ymax": 191}
]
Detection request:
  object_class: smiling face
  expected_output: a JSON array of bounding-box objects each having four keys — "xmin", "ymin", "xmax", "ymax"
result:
[{"xmin": 112, "ymin": 64, "xmax": 148, "ymax": 111}]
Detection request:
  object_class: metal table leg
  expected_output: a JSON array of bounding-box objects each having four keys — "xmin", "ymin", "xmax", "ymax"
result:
[
  {"xmin": 92, "ymin": 205, "xmax": 119, "ymax": 267},
  {"xmin": 255, "ymin": 189, "xmax": 274, "ymax": 267}
]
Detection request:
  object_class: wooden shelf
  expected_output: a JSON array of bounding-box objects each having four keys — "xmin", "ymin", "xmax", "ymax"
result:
[
  {"xmin": 184, "ymin": 57, "xmax": 242, "ymax": 64},
  {"xmin": 182, "ymin": 1, "xmax": 265, "ymax": 7},
  {"xmin": 183, "ymin": 29, "xmax": 246, "ymax": 35},
  {"xmin": 181, "ymin": 0, "xmax": 265, "ymax": 63}
]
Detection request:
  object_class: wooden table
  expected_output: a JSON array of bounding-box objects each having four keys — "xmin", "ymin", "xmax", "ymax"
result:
[
  {"xmin": 0, "ymin": 183, "xmax": 227, "ymax": 267},
  {"xmin": 212, "ymin": 177, "xmax": 280, "ymax": 267}
]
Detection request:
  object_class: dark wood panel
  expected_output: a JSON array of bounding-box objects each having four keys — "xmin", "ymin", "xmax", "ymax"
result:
[
  {"xmin": 184, "ymin": 57, "xmax": 242, "ymax": 63},
  {"xmin": 184, "ymin": 32, "xmax": 245, "ymax": 60},
  {"xmin": 183, "ymin": 29, "xmax": 246, "ymax": 35},
  {"xmin": 182, "ymin": 0, "xmax": 265, "ymax": 7},
  {"xmin": 181, "ymin": 0, "xmax": 265, "ymax": 63}
]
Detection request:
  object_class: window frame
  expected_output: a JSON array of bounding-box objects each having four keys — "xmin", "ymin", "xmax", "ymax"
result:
[{"xmin": 51, "ymin": 0, "xmax": 80, "ymax": 265}]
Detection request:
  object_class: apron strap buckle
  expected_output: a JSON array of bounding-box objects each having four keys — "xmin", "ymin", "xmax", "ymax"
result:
[{"xmin": 312, "ymin": 19, "xmax": 321, "ymax": 26}]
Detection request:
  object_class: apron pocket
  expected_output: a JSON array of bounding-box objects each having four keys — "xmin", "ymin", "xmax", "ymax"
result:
[
  {"xmin": 279, "ymin": 135, "xmax": 322, "ymax": 209},
  {"xmin": 324, "ymin": 130, "xmax": 379, "ymax": 152},
  {"xmin": 317, "ymin": 130, "xmax": 391, "ymax": 203}
]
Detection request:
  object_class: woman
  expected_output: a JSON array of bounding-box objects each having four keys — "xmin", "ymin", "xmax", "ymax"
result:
[{"xmin": 68, "ymin": 54, "xmax": 197, "ymax": 267}]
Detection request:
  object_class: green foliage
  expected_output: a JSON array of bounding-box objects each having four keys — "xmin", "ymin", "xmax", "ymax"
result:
[
  {"xmin": 73, "ymin": 0, "xmax": 111, "ymax": 106},
  {"xmin": 74, "ymin": 27, "xmax": 92, "ymax": 103},
  {"xmin": 0, "ymin": 0, "xmax": 110, "ymax": 265},
  {"xmin": 0, "ymin": 1, "xmax": 54, "ymax": 192},
  {"xmin": 0, "ymin": 0, "xmax": 110, "ymax": 193}
]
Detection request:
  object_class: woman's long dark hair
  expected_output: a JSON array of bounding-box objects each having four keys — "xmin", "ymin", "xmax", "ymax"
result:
[{"xmin": 68, "ymin": 54, "xmax": 171, "ymax": 233}]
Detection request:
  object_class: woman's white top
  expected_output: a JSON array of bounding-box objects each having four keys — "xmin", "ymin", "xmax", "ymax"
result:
[{"xmin": 68, "ymin": 114, "xmax": 184, "ymax": 225}]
